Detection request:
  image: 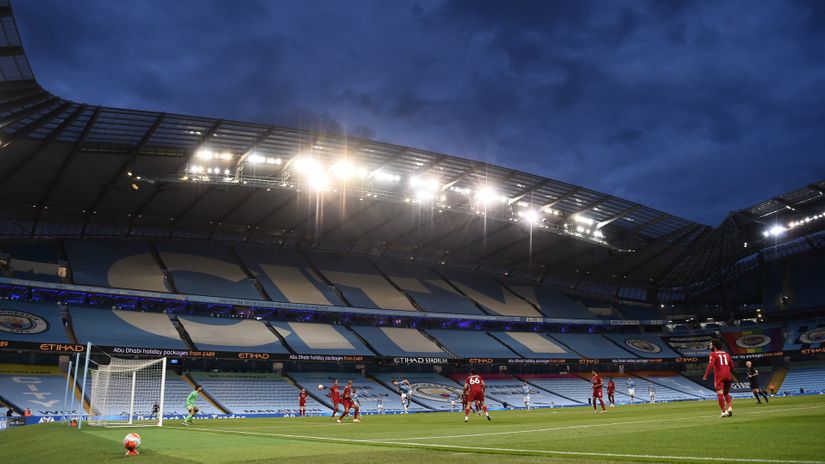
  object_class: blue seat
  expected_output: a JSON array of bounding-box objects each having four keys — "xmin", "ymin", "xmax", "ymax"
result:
[
  {"xmin": 0, "ymin": 300, "xmax": 69, "ymax": 343},
  {"xmin": 70, "ymin": 306, "xmax": 186, "ymax": 349},
  {"xmin": 177, "ymin": 315, "xmax": 289, "ymax": 353},
  {"xmin": 270, "ymin": 321, "xmax": 374, "ymax": 356},
  {"xmin": 489, "ymin": 331, "xmax": 579, "ymax": 359},
  {"xmin": 155, "ymin": 242, "xmax": 261, "ymax": 300},
  {"xmin": 350, "ymin": 326, "xmax": 449, "ymax": 357},
  {"xmin": 425, "ymin": 329, "xmax": 519, "ymax": 358},
  {"xmin": 548, "ymin": 333, "xmax": 637, "ymax": 359},
  {"xmin": 64, "ymin": 240, "xmax": 167, "ymax": 292}
]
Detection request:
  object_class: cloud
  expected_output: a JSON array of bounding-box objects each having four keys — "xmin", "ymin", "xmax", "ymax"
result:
[{"xmin": 12, "ymin": 0, "xmax": 825, "ymax": 225}]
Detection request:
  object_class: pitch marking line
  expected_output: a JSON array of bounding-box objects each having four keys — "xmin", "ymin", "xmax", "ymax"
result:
[
  {"xmin": 377, "ymin": 404, "xmax": 825, "ymax": 441},
  {"xmin": 171, "ymin": 425, "xmax": 825, "ymax": 464}
]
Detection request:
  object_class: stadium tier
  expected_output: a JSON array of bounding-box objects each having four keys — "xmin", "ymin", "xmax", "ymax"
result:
[
  {"xmin": 784, "ymin": 320, "xmax": 825, "ymax": 351},
  {"xmin": 63, "ymin": 240, "xmax": 168, "ymax": 292},
  {"xmin": 177, "ymin": 315, "xmax": 289, "ymax": 353},
  {"xmin": 601, "ymin": 334, "xmax": 681, "ymax": 359},
  {"xmin": 548, "ymin": 333, "xmax": 636, "ymax": 359},
  {"xmin": 0, "ymin": 300, "xmax": 70, "ymax": 343},
  {"xmin": 69, "ymin": 307, "xmax": 187, "ymax": 349},
  {"xmin": 438, "ymin": 270, "xmax": 542, "ymax": 317},
  {"xmin": 446, "ymin": 372, "xmax": 542, "ymax": 408},
  {"xmin": 286, "ymin": 371, "xmax": 428, "ymax": 413},
  {"xmin": 0, "ymin": 364, "xmax": 77, "ymax": 416},
  {"xmin": 234, "ymin": 246, "xmax": 344, "ymax": 306},
  {"xmin": 600, "ymin": 374, "xmax": 703, "ymax": 402},
  {"xmin": 270, "ymin": 321, "xmax": 374, "ymax": 356},
  {"xmin": 304, "ymin": 252, "xmax": 417, "ymax": 311},
  {"xmin": 779, "ymin": 365, "xmax": 825, "ymax": 395},
  {"xmin": 614, "ymin": 304, "xmax": 664, "ymax": 321},
  {"xmin": 425, "ymin": 329, "xmax": 518, "ymax": 358},
  {"xmin": 350, "ymin": 326, "xmax": 450, "ymax": 357},
  {"xmin": 189, "ymin": 372, "xmax": 326, "ymax": 416},
  {"xmin": 516, "ymin": 374, "xmax": 590, "ymax": 405},
  {"xmin": 489, "ymin": 331, "xmax": 579, "ymax": 359},
  {"xmin": 154, "ymin": 242, "xmax": 262, "ymax": 300},
  {"xmin": 640, "ymin": 374, "xmax": 715, "ymax": 399},
  {"xmin": 1, "ymin": 243, "xmax": 62, "ymax": 283},
  {"xmin": 371, "ymin": 258, "xmax": 483, "ymax": 315},
  {"xmin": 504, "ymin": 284, "xmax": 594, "ymax": 319}
]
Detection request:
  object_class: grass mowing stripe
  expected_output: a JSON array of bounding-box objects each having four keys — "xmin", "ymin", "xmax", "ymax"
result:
[
  {"xmin": 374, "ymin": 403, "xmax": 825, "ymax": 441},
  {"xmin": 169, "ymin": 424, "xmax": 825, "ymax": 464}
]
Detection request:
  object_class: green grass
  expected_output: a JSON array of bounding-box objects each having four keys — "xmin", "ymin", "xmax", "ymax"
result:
[{"xmin": 2, "ymin": 395, "xmax": 824, "ymax": 464}]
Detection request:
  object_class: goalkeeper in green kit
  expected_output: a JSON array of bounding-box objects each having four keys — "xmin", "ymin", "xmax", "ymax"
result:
[{"xmin": 182, "ymin": 385, "xmax": 203, "ymax": 426}]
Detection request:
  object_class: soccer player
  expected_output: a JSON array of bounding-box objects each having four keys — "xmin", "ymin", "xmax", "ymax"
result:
[
  {"xmin": 591, "ymin": 370, "xmax": 606, "ymax": 413},
  {"xmin": 337, "ymin": 380, "xmax": 360, "ymax": 423},
  {"xmin": 607, "ymin": 377, "xmax": 616, "ymax": 407},
  {"xmin": 182, "ymin": 385, "xmax": 202, "ymax": 426},
  {"xmin": 648, "ymin": 385, "xmax": 656, "ymax": 403},
  {"xmin": 299, "ymin": 388, "xmax": 308, "ymax": 417},
  {"xmin": 150, "ymin": 402, "xmax": 159, "ymax": 419},
  {"xmin": 703, "ymin": 338, "xmax": 734, "ymax": 418},
  {"xmin": 522, "ymin": 382, "xmax": 532, "ymax": 410},
  {"xmin": 329, "ymin": 379, "xmax": 341, "ymax": 419},
  {"xmin": 392, "ymin": 378, "xmax": 412, "ymax": 414},
  {"xmin": 377, "ymin": 396, "xmax": 385, "ymax": 414},
  {"xmin": 449, "ymin": 390, "xmax": 459, "ymax": 412},
  {"xmin": 627, "ymin": 378, "xmax": 636, "ymax": 405},
  {"xmin": 745, "ymin": 361, "xmax": 769, "ymax": 404},
  {"xmin": 351, "ymin": 386, "xmax": 362, "ymax": 422},
  {"xmin": 464, "ymin": 369, "xmax": 491, "ymax": 422}
]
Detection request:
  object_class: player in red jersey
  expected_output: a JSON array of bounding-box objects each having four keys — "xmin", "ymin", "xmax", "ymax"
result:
[
  {"xmin": 607, "ymin": 377, "xmax": 616, "ymax": 408},
  {"xmin": 591, "ymin": 370, "xmax": 606, "ymax": 413},
  {"xmin": 703, "ymin": 339, "xmax": 734, "ymax": 418},
  {"xmin": 337, "ymin": 379, "xmax": 360, "ymax": 423},
  {"xmin": 329, "ymin": 379, "xmax": 341, "ymax": 419},
  {"xmin": 464, "ymin": 369, "xmax": 491, "ymax": 422},
  {"xmin": 298, "ymin": 388, "xmax": 308, "ymax": 417}
]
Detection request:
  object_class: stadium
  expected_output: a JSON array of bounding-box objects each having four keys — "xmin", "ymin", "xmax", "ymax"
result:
[{"xmin": 1, "ymin": 1, "xmax": 824, "ymax": 463}]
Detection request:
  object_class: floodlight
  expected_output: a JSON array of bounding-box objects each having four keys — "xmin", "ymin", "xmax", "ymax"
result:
[
  {"xmin": 475, "ymin": 186, "xmax": 502, "ymax": 206},
  {"xmin": 307, "ymin": 172, "xmax": 329, "ymax": 191},
  {"xmin": 293, "ymin": 157, "xmax": 321, "ymax": 173},
  {"xmin": 519, "ymin": 209, "xmax": 540, "ymax": 225},
  {"xmin": 195, "ymin": 149, "xmax": 213, "ymax": 160}
]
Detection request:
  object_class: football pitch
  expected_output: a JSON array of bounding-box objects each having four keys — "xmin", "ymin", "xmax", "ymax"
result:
[{"xmin": 2, "ymin": 395, "xmax": 824, "ymax": 464}]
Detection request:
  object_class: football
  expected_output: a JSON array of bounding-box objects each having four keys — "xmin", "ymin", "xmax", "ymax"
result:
[
  {"xmin": 318, "ymin": 384, "xmax": 324, "ymax": 390},
  {"xmin": 123, "ymin": 432, "xmax": 141, "ymax": 455}
]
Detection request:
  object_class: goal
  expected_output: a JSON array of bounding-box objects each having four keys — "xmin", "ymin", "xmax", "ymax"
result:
[{"xmin": 86, "ymin": 356, "xmax": 167, "ymax": 427}]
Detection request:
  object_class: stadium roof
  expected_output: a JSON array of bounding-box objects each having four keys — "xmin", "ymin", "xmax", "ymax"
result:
[{"xmin": 0, "ymin": 2, "xmax": 822, "ymax": 299}]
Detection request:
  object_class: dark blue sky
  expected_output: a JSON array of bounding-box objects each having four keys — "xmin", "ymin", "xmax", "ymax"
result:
[{"xmin": 14, "ymin": 0, "xmax": 825, "ymax": 225}]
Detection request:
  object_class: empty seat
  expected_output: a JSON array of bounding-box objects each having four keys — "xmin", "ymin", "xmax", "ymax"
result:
[
  {"xmin": 350, "ymin": 326, "xmax": 449, "ymax": 357},
  {"xmin": 270, "ymin": 321, "xmax": 375, "ymax": 356},
  {"xmin": 155, "ymin": 242, "xmax": 261, "ymax": 300},
  {"xmin": 506, "ymin": 284, "xmax": 593, "ymax": 319},
  {"xmin": 425, "ymin": 329, "xmax": 519, "ymax": 359},
  {"xmin": 64, "ymin": 240, "xmax": 167, "ymax": 292},
  {"xmin": 602, "ymin": 334, "xmax": 680, "ymax": 358},
  {"xmin": 178, "ymin": 315, "xmax": 289, "ymax": 353},
  {"xmin": 190, "ymin": 372, "xmax": 327, "ymax": 415},
  {"xmin": 549, "ymin": 333, "xmax": 637, "ymax": 359},
  {"xmin": 287, "ymin": 371, "xmax": 427, "ymax": 413},
  {"xmin": 489, "ymin": 331, "xmax": 579, "ymax": 359},
  {"xmin": 70, "ymin": 306, "xmax": 186, "ymax": 349},
  {"xmin": 0, "ymin": 300, "xmax": 70, "ymax": 343},
  {"xmin": 440, "ymin": 270, "xmax": 542, "ymax": 317}
]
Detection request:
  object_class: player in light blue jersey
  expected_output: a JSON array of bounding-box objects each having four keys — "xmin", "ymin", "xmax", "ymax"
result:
[
  {"xmin": 449, "ymin": 390, "xmax": 459, "ymax": 412},
  {"xmin": 392, "ymin": 378, "xmax": 412, "ymax": 414},
  {"xmin": 627, "ymin": 379, "xmax": 636, "ymax": 404},
  {"xmin": 522, "ymin": 382, "xmax": 532, "ymax": 410}
]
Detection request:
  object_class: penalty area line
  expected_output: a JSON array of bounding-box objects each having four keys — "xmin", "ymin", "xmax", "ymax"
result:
[{"xmin": 167, "ymin": 425, "xmax": 825, "ymax": 464}]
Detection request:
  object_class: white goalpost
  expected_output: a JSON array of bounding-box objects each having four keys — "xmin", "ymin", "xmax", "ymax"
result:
[{"xmin": 84, "ymin": 348, "xmax": 167, "ymax": 428}]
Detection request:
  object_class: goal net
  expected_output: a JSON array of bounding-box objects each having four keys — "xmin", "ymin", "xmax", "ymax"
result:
[{"xmin": 86, "ymin": 356, "xmax": 167, "ymax": 427}]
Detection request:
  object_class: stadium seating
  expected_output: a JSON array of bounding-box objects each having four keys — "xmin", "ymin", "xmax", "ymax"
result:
[
  {"xmin": 270, "ymin": 321, "xmax": 375, "ymax": 356},
  {"xmin": 189, "ymin": 372, "xmax": 326, "ymax": 415},
  {"xmin": 446, "ymin": 372, "xmax": 549, "ymax": 409},
  {"xmin": 425, "ymin": 329, "xmax": 519, "ymax": 358},
  {"xmin": 367, "ymin": 372, "xmax": 504, "ymax": 410},
  {"xmin": 602, "ymin": 334, "xmax": 681, "ymax": 358},
  {"xmin": 641, "ymin": 374, "xmax": 715, "ymax": 399},
  {"xmin": 371, "ymin": 258, "xmax": 484, "ymax": 315},
  {"xmin": 548, "ymin": 333, "xmax": 637, "ymax": 359},
  {"xmin": 177, "ymin": 315, "xmax": 289, "ymax": 353},
  {"xmin": 516, "ymin": 374, "xmax": 589, "ymax": 405},
  {"xmin": 83, "ymin": 372, "xmax": 224, "ymax": 417},
  {"xmin": 0, "ymin": 300, "xmax": 70, "ymax": 343},
  {"xmin": 155, "ymin": 242, "xmax": 261, "ymax": 300},
  {"xmin": 350, "ymin": 326, "xmax": 449, "ymax": 357},
  {"xmin": 505, "ymin": 284, "xmax": 594, "ymax": 319},
  {"xmin": 784, "ymin": 320, "xmax": 824, "ymax": 351},
  {"xmin": 234, "ymin": 246, "xmax": 343, "ymax": 306},
  {"xmin": 304, "ymin": 252, "xmax": 417, "ymax": 311},
  {"xmin": 70, "ymin": 307, "xmax": 187, "ymax": 349},
  {"xmin": 63, "ymin": 240, "xmax": 167, "ymax": 292},
  {"xmin": 2, "ymin": 243, "xmax": 62, "ymax": 283},
  {"xmin": 605, "ymin": 374, "xmax": 704, "ymax": 402},
  {"xmin": 0, "ymin": 364, "xmax": 76, "ymax": 416},
  {"xmin": 779, "ymin": 365, "xmax": 825, "ymax": 395},
  {"xmin": 439, "ymin": 270, "xmax": 542, "ymax": 317},
  {"xmin": 286, "ymin": 371, "xmax": 428, "ymax": 413},
  {"xmin": 615, "ymin": 304, "xmax": 664, "ymax": 320},
  {"xmin": 489, "ymin": 331, "xmax": 579, "ymax": 359}
]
